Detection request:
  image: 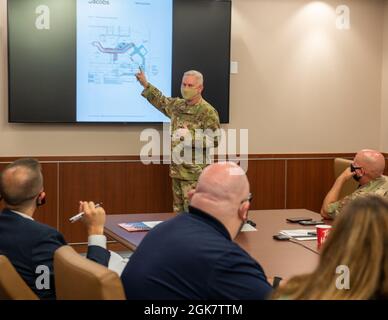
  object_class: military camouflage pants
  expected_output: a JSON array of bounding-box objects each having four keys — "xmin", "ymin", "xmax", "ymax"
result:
[{"xmin": 172, "ymin": 178, "xmax": 198, "ymax": 213}]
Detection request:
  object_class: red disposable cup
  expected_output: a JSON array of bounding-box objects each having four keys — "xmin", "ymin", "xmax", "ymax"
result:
[{"xmin": 316, "ymin": 225, "xmax": 332, "ymax": 249}]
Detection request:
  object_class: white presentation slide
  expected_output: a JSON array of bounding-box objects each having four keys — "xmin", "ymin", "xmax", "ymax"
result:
[{"xmin": 76, "ymin": 0, "xmax": 172, "ymax": 122}]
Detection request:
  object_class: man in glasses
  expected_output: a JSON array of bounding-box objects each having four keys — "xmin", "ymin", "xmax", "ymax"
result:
[
  {"xmin": 121, "ymin": 162, "xmax": 273, "ymax": 300},
  {"xmin": 321, "ymin": 149, "xmax": 388, "ymax": 219}
]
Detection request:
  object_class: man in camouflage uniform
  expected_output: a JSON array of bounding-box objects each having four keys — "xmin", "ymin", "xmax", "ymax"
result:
[
  {"xmin": 136, "ymin": 69, "xmax": 220, "ymax": 213},
  {"xmin": 321, "ymin": 149, "xmax": 388, "ymax": 219}
]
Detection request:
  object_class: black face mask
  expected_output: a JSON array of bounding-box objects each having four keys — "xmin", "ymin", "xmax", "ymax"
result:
[{"xmin": 350, "ymin": 164, "xmax": 362, "ymax": 182}]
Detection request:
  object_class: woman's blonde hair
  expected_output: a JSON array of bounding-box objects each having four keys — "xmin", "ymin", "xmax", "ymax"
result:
[{"xmin": 272, "ymin": 195, "xmax": 388, "ymax": 300}]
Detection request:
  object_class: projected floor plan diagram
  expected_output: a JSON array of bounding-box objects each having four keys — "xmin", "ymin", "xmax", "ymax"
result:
[
  {"xmin": 88, "ymin": 25, "xmax": 157, "ymax": 85},
  {"xmin": 76, "ymin": 0, "xmax": 172, "ymax": 123}
]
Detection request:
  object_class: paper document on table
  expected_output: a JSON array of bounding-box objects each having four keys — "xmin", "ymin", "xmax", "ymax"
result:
[
  {"xmin": 118, "ymin": 221, "xmax": 163, "ymax": 232},
  {"xmin": 241, "ymin": 223, "xmax": 257, "ymax": 232},
  {"xmin": 143, "ymin": 221, "xmax": 163, "ymax": 228},
  {"xmin": 279, "ymin": 229, "xmax": 317, "ymax": 241}
]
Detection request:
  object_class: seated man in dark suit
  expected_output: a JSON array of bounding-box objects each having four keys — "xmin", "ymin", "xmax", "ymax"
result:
[
  {"xmin": 121, "ymin": 162, "xmax": 273, "ymax": 300},
  {"xmin": 0, "ymin": 158, "xmax": 110, "ymax": 299}
]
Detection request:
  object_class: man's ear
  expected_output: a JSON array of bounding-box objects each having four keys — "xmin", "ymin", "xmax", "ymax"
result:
[
  {"xmin": 198, "ymin": 84, "xmax": 204, "ymax": 94},
  {"xmin": 38, "ymin": 191, "xmax": 46, "ymax": 204},
  {"xmin": 238, "ymin": 202, "xmax": 250, "ymax": 221}
]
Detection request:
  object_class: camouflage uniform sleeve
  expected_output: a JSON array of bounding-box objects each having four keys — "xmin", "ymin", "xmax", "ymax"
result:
[
  {"xmin": 328, "ymin": 178, "xmax": 388, "ymax": 218},
  {"xmin": 326, "ymin": 200, "xmax": 342, "ymax": 219},
  {"xmin": 327, "ymin": 191, "xmax": 359, "ymax": 218},
  {"xmin": 188, "ymin": 107, "xmax": 221, "ymax": 149},
  {"xmin": 141, "ymin": 83, "xmax": 177, "ymax": 118},
  {"xmin": 374, "ymin": 187, "xmax": 388, "ymax": 197}
]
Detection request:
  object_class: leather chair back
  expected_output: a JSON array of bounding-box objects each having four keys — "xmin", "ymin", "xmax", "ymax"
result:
[
  {"xmin": 0, "ymin": 255, "xmax": 39, "ymax": 300},
  {"xmin": 54, "ymin": 246, "xmax": 125, "ymax": 300}
]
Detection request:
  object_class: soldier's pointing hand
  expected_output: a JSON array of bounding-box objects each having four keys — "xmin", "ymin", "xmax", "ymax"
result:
[{"xmin": 135, "ymin": 67, "xmax": 149, "ymax": 88}]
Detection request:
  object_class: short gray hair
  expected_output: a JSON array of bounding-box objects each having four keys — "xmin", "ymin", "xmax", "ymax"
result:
[{"xmin": 183, "ymin": 70, "xmax": 204, "ymax": 86}]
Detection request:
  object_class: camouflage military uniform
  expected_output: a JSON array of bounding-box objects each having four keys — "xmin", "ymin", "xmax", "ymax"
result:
[
  {"xmin": 327, "ymin": 176, "xmax": 388, "ymax": 218},
  {"xmin": 142, "ymin": 84, "xmax": 221, "ymax": 213}
]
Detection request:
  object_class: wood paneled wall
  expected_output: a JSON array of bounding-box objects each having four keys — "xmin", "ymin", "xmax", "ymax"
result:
[{"xmin": 1, "ymin": 153, "xmax": 377, "ymax": 244}]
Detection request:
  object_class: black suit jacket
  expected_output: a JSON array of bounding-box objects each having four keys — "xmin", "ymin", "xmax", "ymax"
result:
[{"xmin": 0, "ymin": 209, "xmax": 110, "ymax": 299}]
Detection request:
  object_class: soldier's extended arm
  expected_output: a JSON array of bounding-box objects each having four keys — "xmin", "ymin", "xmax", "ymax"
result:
[
  {"xmin": 136, "ymin": 68, "xmax": 176, "ymax": 118},
  {"xmin": 325, "ymin": 194, "xmax": 353, "ymax": 219},
  {"xmin": 141, "ymin": 84, "xmax": 176, "ymax": 118}
]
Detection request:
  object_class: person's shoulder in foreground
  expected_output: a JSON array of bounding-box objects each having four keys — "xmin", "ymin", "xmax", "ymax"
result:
[
  {"xmin": 121, "ymin": 162, "xmax": 272, "ymax": 300},
  {"xmin": 273, "ymin": 195, "xmax": 388, "ymax": 300}
]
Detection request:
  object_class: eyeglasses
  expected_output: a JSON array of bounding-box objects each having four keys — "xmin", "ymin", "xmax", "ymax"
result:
[{"xmin": 240, "ymin": 193, "xmax": 253, "ymax": 204}]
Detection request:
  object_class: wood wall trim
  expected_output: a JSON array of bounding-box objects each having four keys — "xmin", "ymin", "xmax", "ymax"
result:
[
  {"xmin": 0, "ymin": 153, "xmax": 358, "ymax": 163},
  {"xmin": 1, "ymin": 153, "xmax": 387, "ymax": 244}
]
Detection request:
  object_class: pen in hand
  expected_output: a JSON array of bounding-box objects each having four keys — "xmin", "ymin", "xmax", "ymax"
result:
[{"xmin": 69, "ymin": 203, "xmax": 102, "ymax": 223}]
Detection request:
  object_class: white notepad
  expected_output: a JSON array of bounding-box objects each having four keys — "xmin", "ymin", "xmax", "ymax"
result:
[
  {"xmin": 279, "ymin": 229, "xmax": 317, "ymax": 241},
  {"xmin": 143, "ymin": 221, "xmax": 163, "ymax": 228},
  {"xmin": 241, "ymin": 223, "xmax": 257, "ymax": 232}
]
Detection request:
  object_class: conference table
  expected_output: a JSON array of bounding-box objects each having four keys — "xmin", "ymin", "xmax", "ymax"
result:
[{"xmin": 105, "ymin": 209, "xmax": 330, "ymax": 279}]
